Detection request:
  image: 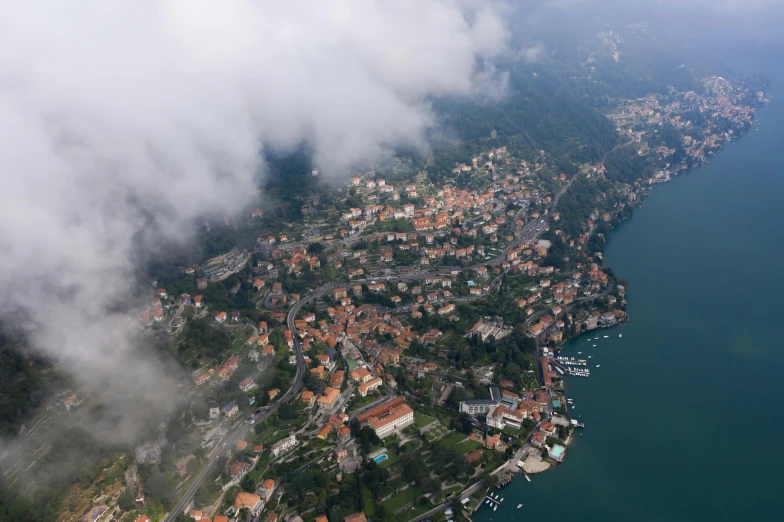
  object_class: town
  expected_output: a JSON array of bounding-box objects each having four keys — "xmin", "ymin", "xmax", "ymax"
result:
[{"xmin": 12, "ymin": 72, "xmax": 765, "ymax": 522}]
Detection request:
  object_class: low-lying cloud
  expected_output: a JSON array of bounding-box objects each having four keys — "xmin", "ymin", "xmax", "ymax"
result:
[{"xmin": 0, "ymin": 0, "xmax": 509, "ymax": 449}]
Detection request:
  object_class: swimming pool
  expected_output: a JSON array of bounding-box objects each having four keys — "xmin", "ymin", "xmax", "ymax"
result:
[
  {"xmin": 549, "ymin": 445, "xmax": 565, "ymax": 459},
  {"xmin": 373, "ymin": 454, "xmax": 388, "ymax": 463}
]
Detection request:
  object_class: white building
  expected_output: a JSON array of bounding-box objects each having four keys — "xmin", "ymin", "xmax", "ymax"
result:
[
  {"xmin": 358, "ymin": 377, "xmax": 382, "ymax": 397},
  {"xmin": 458, "ymin": 399, "xmax": 499, "ymax": 415},
  {"xmin": 270, "ymin": 434, "xmax": 297, "ymax": 457},
  {"xmin": 366, "ymin": 403, "xmax": 414, "ymax": 439}
]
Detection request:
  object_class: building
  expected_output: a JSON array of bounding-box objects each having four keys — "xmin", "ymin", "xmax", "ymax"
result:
[
  {"xmin": 259, "ymin": 478, "xmax": 276, "ymax": 499},
  {"xmin": 270, "ymin": 434, "xmax": 297, "ymax": 457},
  {"xmin": 208, "ymin": 402, "xmax": 220, "ymax": 419},
  {"xmin": 337, "ymin": 425, "xmax": 351, "ymax": 443},
  {"xmin": 230, "ymin": 461, "xmax": 250, "ymax": 479},
  {"xmin": 458, "ymin": 399, "xmax": 499, "ymax": 416},
  {"xmin": 239, "ymin": 377, "xmax": 257, "ymax": 392},
  {"xmin": 301, "ymin": 390, "xmax": 315, "ymax": 407},
  {"xmin": 351, "ymin": 367, "xmax": 373, "ymax": 384},
  {"xmin": 486, "ymin": 404, "xmax": 506, "ymax": 429},
  {"xmin": 233, "ymin": 492, "xmax": 263, "ymax": 516},
  {"xmin": 316, "ymin": 387, "xmax": 341, "ymax": 409},
  {"xmin": 358, "ymin": 377, "xmax": 382, "ymax": 397},
  {"xmin": 360, "ymin": 400, "xmax": 414, "ymax": 439},
  {"xmin": 345, "ymin": 512, "xmax": 368, "ymax": 522},
  {"xmin": 317, "ymin": 425, "xmax": 332, "ymax": 440},
  {"xmin": 222, "ymin": 401, "xmax": 239, "ymax": 418}
]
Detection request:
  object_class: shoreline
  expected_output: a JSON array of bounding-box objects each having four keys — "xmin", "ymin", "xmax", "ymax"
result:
[{"xmin": 463, "ymin": 90, "xmax": 769, "ymax": 519}]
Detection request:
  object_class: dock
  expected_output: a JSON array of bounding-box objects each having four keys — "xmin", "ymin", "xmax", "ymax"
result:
[{"xmin": 485, "ymin": 496, "xmax": 501, "ymax": 505}]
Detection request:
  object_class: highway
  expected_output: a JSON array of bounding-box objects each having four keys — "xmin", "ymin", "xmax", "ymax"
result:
[{"xmin": 163, "ymin": 291, "xmax": 314, "ymax": 521}]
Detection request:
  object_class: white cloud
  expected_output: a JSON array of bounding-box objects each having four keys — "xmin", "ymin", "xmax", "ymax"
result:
[{"xmin": 0, "ymin": 0, "xmax": 509, "ymax": 443}]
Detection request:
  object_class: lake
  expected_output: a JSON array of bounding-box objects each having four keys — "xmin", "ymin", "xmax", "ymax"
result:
[{"xmin": 474, "ymin": 54, "xmax": 784, "ymax": 521}]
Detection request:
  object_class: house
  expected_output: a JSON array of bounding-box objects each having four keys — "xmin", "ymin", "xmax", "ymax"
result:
[
  {"xmin": 345, "ymin": 512, "xmax": 368, "ymax": 522},
  {"xmin": 209, "ymin": 402, "xmax": 220, "ymax": 419},
  {"xmin": 222, "ymin": 401, "xmax": 239, "ymax": 418},
  {"xmin": 193, "ymin": 373, "xmax": 210, "ymax": 385},
  {"xmin": 230, "ymin": 461, "xmax": 250, "ymax": 479},
  {"xmin": 316, "ymin": 387, "xmax": 341, "ymax": 409},
  {"xmin": 239, "ymin": 377, "xmax": 257, "ymax": 392},
  {"xmin": 233, "ymin": 492, "xmax": 263, "ymax": 516},
  {"xmin": 301, "ymin": 390, "xmax": 315, "ymax": 407},
  {"xmin": 337, "ymin": 426, "xmax": 351, "ymax": 443},
  {"xmin": 135, "ymin": 516, "xmax": 150, "ymax": 522},
  {"xmin": 268, "ymin": 388, "xmax": 280, "ymax": 400},
  {"xmin": 350, "ymin": 367, "xmax": 373, "ymax": 384},
  {"xmin": 329, "ymin": 370, "xmax": 345, "ymax": 388},
  {"xmin": 332, "ymin": 448, "xmax": 349, "ymax": 462},
  {"xmin": 194, "ymin": 295, "xmax": 203, "ymax": 308},
  {"xmin": 259, "ymin": 478, "xmax": 276, "ymax": 499},
  {"xmin": 317, "ymin": 425, "xmax": 332, "ymax": 440},
  {"xmin": 215, "ymin": 311, "xmax": 228, "ymax": 323},
  {"xmin": 270, "ymin": 434, "xmax": 297, "ymax": 457},
  {"xmin": 358, "ymin": 377, "xmax": 382, "ymax": 397},
  {"xmin": 486, "ymin": 433, "xmax": 502, "ymax": 450}
]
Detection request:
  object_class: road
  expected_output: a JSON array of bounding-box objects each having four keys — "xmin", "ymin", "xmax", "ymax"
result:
[
  {"xmin": 164, "ymin": 292, "xmax": 315, "ymax": 520},
  {"xmin": 165, "ymin": 154, "xmax": 603, "ymax": 518}
]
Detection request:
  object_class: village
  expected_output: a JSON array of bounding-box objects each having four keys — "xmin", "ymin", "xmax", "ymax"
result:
[{"xmin": 48, "ymin": 73, "xmax": 766, "ymax": 522}]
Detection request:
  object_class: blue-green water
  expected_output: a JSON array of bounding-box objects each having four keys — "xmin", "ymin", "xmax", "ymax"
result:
[{"xmin": 475, "ymin": 62, "xmax": 784, "ymax": 521}]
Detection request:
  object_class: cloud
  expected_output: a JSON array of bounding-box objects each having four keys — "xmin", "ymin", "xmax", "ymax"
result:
[
  {"xmin": 0, "ymin": 0, "xmax": 509, "ymax": 449},
  {"xmin": 522, "ymin": 44, "xmax": 545, "ymax": 63}
]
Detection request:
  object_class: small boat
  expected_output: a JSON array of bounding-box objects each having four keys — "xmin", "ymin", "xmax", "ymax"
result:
[
  {"xmin": 493, "ymin": 505, "xmax": 497, "ymax": 511},
  {"xmin": 578, "ymin": 351, "xmax": 582, "ymax": 354},
  {"xmin": 517, "ymin": 504, "xmax": 523, "ymax": 509},
  {"xmin": 500, "ymin": 498, "xmax": 504, "ymax": 502},
  {"xmin": 589, "ymin": 356, "xmax": 592, "ymax": 358},
  {"xmin": 619, "ymin": 333, "xmax": 622, "ymax": 338},
  {"xmin": 486, "ymin": 500, "xmax": 491, "ymax": 505},
  {"xmin": 596, "ymin": 364, "xmax": 601, "ymax": 368},
  {"xmin": 594, "ymin": 337, "xmax": 598, "ymax": 340},
  {"xmin": 603, "ymin": 335, "xmax": 609, "ymax": 338},
  {"xmin": 592, "ymin": 344, "xmax": 597, "ymax": 347}
]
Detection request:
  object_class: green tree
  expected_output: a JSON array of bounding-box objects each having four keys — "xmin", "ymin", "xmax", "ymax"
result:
[{"xmin": 117, "ymin": 488, "xmax": 135, "ymax": 512}]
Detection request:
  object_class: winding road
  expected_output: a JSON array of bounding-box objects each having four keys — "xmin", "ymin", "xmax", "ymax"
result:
[{"xmin": 163, "ymin": 149, "xmax": 617, "ymax": 519}]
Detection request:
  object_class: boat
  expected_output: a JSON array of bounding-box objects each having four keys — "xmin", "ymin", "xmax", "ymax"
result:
[
  {"xmin": 486, "ymin": 500, "xmax": 490, "ymax": 505},
  {"xmin": 493, "ymin": 505, "xmax": 497, "ymax": 511},
  {"xmin": 578, "ymin": 351, "xmax": 582, "ymax": 354},
  {"xmin": 589, "ymin": 356, "xmax": 592, "ymax": 358},
  {"xmin": 603, "ymin": 335, "xmax": 609, "ymax": 338},
  {"xmin": 596, "ymin": 364, "xmax": 601, "ymax": 368},
  {"xmin": 619, "ymin": 333, "xmax": 623, "ymax": 338},
  {"xmin": 592, "ymin": 344, "xmax": 596, "ymax": 347},
  {"xmin": 517, "ymin": 504, "xmax": 523, "ymax": 509},
  {"xmin": 500, "ymin": 498, "xmax": 504, "ymax": 502}
]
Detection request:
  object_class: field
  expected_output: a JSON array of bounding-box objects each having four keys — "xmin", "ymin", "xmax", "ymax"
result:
[
  {"xmin": 454, "ymin": 440, "xmax": 483, "ymax": 454},
  {"xmin": 413, "ymin": 412, "xmax": 437, "ymax": 429},
  {"xmin": 382, "ymin": 485, "xmax": 424, "ymax": 513},
  {"xmin": 436, "ymin": 431, "xmax": 468, "ymax": 447}
]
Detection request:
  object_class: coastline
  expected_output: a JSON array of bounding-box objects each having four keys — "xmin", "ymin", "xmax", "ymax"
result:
[{"xmin": 456, "ymin": 83, "xmax": 770, "ymax": 521}]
